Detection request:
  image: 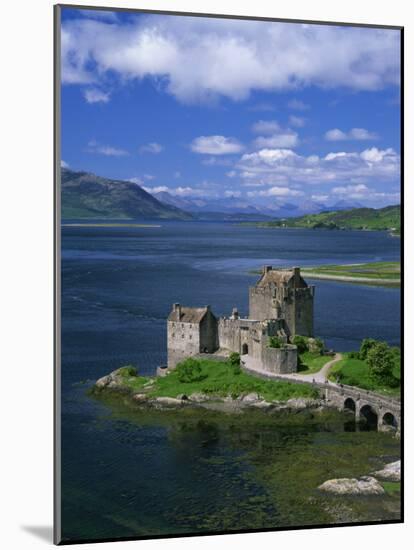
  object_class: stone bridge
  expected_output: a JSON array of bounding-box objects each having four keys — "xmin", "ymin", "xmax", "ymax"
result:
[
  {"xmin": 323, "ymin": 383, "xmax": 401, "ymax": 432},
  {"xmin": 241, "ymin": 361, "xmax": 401, "ymax": 432}
]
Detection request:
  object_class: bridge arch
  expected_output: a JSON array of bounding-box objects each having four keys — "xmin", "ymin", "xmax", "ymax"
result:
[
  {"xmin": 344, "ymin": 397, "xmax": 356, "ymax": 413},
  {"xmin": 382, "ymin": 412, "xmax": 398, "ymax": 430},
  {"xmin": 360, "ymin": 404, "xmax": 378, "ymax": 430}
]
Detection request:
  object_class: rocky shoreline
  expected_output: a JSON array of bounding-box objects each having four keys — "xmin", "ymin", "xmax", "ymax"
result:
[{"xmin": 93, "ymin": 367, "xmax": 325, "ymax": 414}]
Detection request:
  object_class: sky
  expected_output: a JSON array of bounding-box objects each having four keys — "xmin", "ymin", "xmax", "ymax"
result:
[{"xmin": 60, "ymin": 7, "xmax": 401, "ymax": 210}]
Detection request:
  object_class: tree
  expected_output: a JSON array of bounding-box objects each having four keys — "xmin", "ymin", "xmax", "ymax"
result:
[
  {"xmin": 359, "ymin": 338, "xmax": 377, "ymax": 360},
  {"xmin": 292, "ymin": 335, "xmax": 308, "ymax": 354},
  {"xmin": 176, "ymin": 359, "xmax": 207, "ymax": 383},
  {"xmin": 366, "ymin": 342, "xmax": 396, "ymax": 385}
]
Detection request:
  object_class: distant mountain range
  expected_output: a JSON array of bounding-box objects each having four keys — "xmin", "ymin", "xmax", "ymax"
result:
[
  {"xmin": 61, "ymin": 169, "xmax": 192, "ymax": 220},
  {"xmin": 256, "ymin": 205, "xmax": 401, "ymax": 232},
  {"xmin": 150, "ymin": 189, "xmax": 361, "ymax": 219},
  {"xmin": 60, "ymin": 168, "xmax": 398, "ymax": 228}
]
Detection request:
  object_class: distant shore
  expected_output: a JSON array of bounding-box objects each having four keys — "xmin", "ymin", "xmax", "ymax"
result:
[{"xmin": 62, "ymin": 223, "xmax": 161, "ymax": 228}]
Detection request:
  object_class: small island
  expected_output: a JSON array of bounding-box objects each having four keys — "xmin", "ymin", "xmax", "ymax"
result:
[{"xmin": 93, "ymin": 267, "xmax": 400, "ymax": 433}]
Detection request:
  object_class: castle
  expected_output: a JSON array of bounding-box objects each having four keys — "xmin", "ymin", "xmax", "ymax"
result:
[{"xmin": 166, "ymin": 266, "xmax": 315, "ymax": 375}]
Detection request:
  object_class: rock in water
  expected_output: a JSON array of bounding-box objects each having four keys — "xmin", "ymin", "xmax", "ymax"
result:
[
  {"xmin": 318, "ymin": 476, "xmax": 385, "ymax": 495},
  {"xmin": 373, "ymin": 460, "xmax": 400, "ymax": 482}
]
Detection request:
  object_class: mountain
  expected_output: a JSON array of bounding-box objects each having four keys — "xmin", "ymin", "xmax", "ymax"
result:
[
  {"xmin": 151, "ymin": 190, "xmax": 322, "ymax": 220},
  {"xmin": 257, "ymin": 205, "xmax": 401, "ymax": 232},
  {"xmin": 331, "ymin": 199, "xmax": 365, "ymax": 211},
  {"xmin": 61, "ymin": 169, "xmax": 192, "ymax": 220}
]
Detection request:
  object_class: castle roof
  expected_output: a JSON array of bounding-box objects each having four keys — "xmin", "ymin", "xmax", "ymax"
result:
[
  {"xmin": 168, "ymin": 305, "xmax": 211, "ymax": 323},
  {"xmin": 255, "ymin": 267, "xmax": 308, "ymax": 288}
]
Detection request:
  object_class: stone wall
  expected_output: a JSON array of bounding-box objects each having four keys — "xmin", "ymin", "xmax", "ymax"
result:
[
  {"xmin": 167, "ymin": 320, "xmax": 200, "ymax": 368},
  {"xmin": 200, "ymin": 310, "xmax": 219, "ymax": 353},
  {"xmin": 260, "ymin": 344, "xmax": 298, "ymax": 374}
]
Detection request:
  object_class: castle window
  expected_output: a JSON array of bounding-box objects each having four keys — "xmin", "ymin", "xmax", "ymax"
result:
[
  {"xmin": 172, "ymin": 333, "xmax": 175, "ymax": 338},
  {"xmin": 189, "ymin": 335, "xmax": 192, "ymax": 340},
  {"xmin": 182, "ymin": 334, "xmax": 185, "ymax": 338}
]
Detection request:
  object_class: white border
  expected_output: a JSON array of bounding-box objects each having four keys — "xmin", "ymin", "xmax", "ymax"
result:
[{"xmin": 1, "ymin": 1, "xmax": 411, "ymax": 548}]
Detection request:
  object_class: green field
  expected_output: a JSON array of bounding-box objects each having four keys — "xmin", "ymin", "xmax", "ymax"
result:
[
  {"xmin": 328, "ymin": 353, "xmax": 400, "ymax": 397},
  {"xmin": 297, "ymin": 351, "xmax": 331, "ymax": 374},
  {"xmin": 252, "ymin": 205, "xmax": 400, "ymax": 233},
  {"xmin": 112, "ymin": 359, "xmax": 319, "ymax": 402},
  {"xmin": 301, "ymin": 261, "xmax": 400, "ymax": 286}
]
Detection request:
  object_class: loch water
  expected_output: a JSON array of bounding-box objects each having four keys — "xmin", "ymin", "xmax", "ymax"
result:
[{"xmin": 60, "ymin": 222, "xmax": 401, "ymax": 541}]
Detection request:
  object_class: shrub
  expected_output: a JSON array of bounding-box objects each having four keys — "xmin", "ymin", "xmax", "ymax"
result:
[
  {"xmin": 117, "ymin": 365, "xmax": 138, "ymax": 377},
  {"xmin": 359, "ymin": 338, "xmax": 378, "ymax": 360},
  {"xmin": 229, "ymin": 352, "xmax": 240, "ymax": 366},
  {"xmin": 292, "ymin": 335, "xmax": 308, "ymax": 354},
  {"xmin": 176, "ymin": 359, "xmax": 207, "ymax": 383},
  {"xmin": 347, "ymin": 351, "xmax": 360, "ymax": 359},
  {"xmin": 366, "ymin": 342, "xmax": 397, "ymax": 386},
  {"xmin": 269, "ymin": 336, "xmax": 281, "ymax": 349}
]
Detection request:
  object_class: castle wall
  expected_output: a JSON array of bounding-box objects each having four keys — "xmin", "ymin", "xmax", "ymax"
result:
[
  {"xmin": 293, "ymin": 287, "xmax": 314, "ymax": 337},
  {"xmin": 200, "ymin": 311, "xmax": 219, "ymax": 353},
  {"xmin": 167, "ymin": 320, "xmax": 200, "ymax": 368},
  {"xmin": 218, "ymin": 318, "xmax": 241, "ymax": 353},
  {"xmin": 249, "ymin": 286, "xmax": 278, "ymax": 321},
  {"xmin": 260, "ymin": 345, "xmax": 298, "ymax": 374}
]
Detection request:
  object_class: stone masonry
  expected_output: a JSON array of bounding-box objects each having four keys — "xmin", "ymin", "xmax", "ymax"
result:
[{"xmin": 166, "ymin": 267, "xmax": 315, "ymax": 375}]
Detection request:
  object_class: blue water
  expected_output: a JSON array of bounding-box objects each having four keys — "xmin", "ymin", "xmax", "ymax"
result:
[{"xmin": 60, "ymin": 222, "xmax": 401, "ymax": 541}]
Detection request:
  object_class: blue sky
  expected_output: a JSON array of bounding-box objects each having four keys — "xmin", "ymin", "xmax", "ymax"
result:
[{"xmin": 60, "ymin": 7, "xmax": 401, "ymax": 210}]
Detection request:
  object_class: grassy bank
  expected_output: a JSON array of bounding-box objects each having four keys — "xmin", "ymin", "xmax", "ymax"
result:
[
  {"xmin": 298, "ymin": 351, "xmax": 331, "ymax": 374},
  {"xmin": 301, "ymin": 261, "xmax": 400, "ymax": 286},
  {"xmin": 247, "ymin": 205, "xmax": 400, "ymax": 232},
  {"xmin": 328, "ymin": 352, "xmax": 400, "ymax": 398},
  {"xmin": 107, "ymin": 359, "xmax": 320, "ymax": 402}
]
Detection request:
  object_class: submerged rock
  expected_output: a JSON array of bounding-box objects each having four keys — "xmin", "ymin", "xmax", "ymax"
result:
[
  {"xmin": 318, "ymin": 476, "xmax": 385, "ymax": 496},
  {"xmin": 373, "ymin": 460, "xmax": 400, "ymax": 482}
]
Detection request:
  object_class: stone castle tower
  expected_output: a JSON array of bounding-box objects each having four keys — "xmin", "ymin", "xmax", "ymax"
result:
[
  {"xmin": 249, "ymin": 266, "xmax": 314, "ymax": 337},
  {"xmin": 165, "ymin": 267, "xmax": 315, "ymax": 374}
]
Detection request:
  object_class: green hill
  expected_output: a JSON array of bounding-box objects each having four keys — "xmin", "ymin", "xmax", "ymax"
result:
[
  {"xmin": 61, "ymin": 168, "xmax": 193, "ymax": 220},
  {"xmin": 257, "ymin": 205, "xmax": 400, "ymax": 232}
]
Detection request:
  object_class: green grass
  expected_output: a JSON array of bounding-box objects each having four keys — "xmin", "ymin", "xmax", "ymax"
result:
[
  {"xmin": 252, "ymin": 205, "xmax": 400, "ymax": 232},
  {"xmin": 328, "ymin": 353, "xmax": 400, "ymax": 397},
  {"xmin": 381, "ymin": 481, "xmax": 400, "ymax": 496},
  {"xmin": 116, "ymin": 366, "xmax": 150, "ymax": 391},
  {"xmin": 301, "ymin": 261, "xmax": 400, "ymax": 282},
  {"xmin": 115, "ymin": 359, "xmax": 319, "ymax": 402},
  {"xmin": 298, "ymin": 352, "xmax": 331, "ymax": 374}
]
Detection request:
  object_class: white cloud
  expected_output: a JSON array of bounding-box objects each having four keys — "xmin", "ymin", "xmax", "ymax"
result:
[
  {"xmin": 253, "ymin": 131, "xmax": 299, "ymax": 149},
  {"xmin": 87, "ymin": 140, "xmax": 129, "ymax": 156},
  {"xmin": 129, "ymin": 174, "xmax": 155, "ymax": 185},
  {"xmin": 61, "ymin": 16, "xmax": 400, "ymax": 103},
  {"xmin": 332, "ymin": 184, "xmax": 369, "ymax": 195},
  {"xmin": 224, "ymin": 190, "xmax": 242, "ymax": 198},
  {"xmin": 139, "ymin": 142, "xmax": 163, "ymax": 154},
  {"xmin": 311, "ymin": 194, "xmax": 329, "ymax": 202},
  {"xmin": 288, "ymin": 99, "xmax": 310, "ymax": 111},
  {"xmin": 84, "ymin": 88, "xmax": 110, "ymax": 103},
  {"xmin": 360, "ymin": 147, "xmax": 393, "ymax": 162},
  {"xmin": 236, "ymin": 147, "xmax": 399, "ymax": 186},
  {"xmin": 226, "ymin": 170, "xmax": 237, "ymax": 178},
  {"xmin": 247, "ymin": 186, "xmax": 304, "ymax": 198},
  {"xmin": 129, "ymin": 177, "xmax": 144, "ymax": 185},
  {"xmin": 289, "ymin": 115, "xmax": 306, "ymax": 127},
  {"xmin": 190, "ymin": 135, "xmax": 244, "ymax": 155},
  {"xmin": 325, "ymin": 127, "xmax": 378, "ymax": 141},
  {"xmin": 143, "ymin": 185, "xmax": 169, "ymax": 194},
  {"xmin": 61, "ymin": 160, "xmax": 69, "ymax": 168},
  {"xmin": 325, "ymin": 129, "xmax": 348, "ymax": 141},
  {"xmin": 251, "ymin": 120, "xmax": 280, "ymax": 134}
]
